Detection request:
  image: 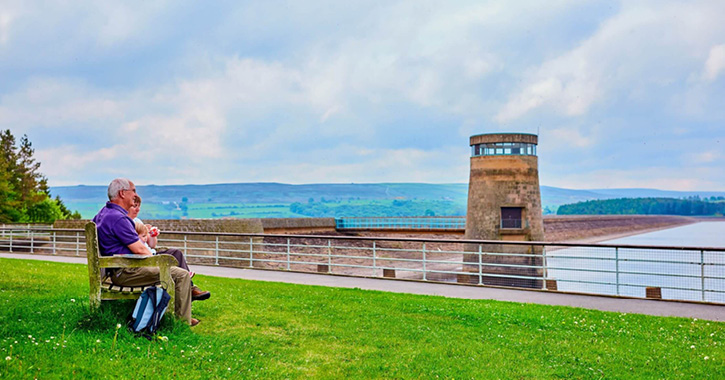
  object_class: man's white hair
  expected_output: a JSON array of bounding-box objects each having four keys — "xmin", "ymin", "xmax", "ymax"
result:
[{"xmin": 108, "ymin": 178, "xmax": 131, "ymax": 201}]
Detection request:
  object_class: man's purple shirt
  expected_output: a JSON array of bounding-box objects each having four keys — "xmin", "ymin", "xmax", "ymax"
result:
[{"xmin": 92, "ymin": 202, "xmax": 139, "ymax": 256}]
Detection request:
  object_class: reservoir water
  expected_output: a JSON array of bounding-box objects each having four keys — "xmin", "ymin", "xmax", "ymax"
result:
[
  {"xmin": 546, "ymin": 222, "xmax": 725, "ymax": 303},
  {"xmin": 601, "ymin": 221, "xmax": 725, "ymax": 247}
]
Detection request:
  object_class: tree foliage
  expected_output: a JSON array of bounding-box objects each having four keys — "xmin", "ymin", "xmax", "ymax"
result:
[
  {"xmin": 557, "ymin": 197, "xmax": 725, "ymax": 216},
  {"xmin": 0, "ymin": 130, "xmax": 81, "ymax": 223}
]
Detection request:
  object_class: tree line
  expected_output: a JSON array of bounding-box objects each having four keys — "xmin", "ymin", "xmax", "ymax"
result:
[
  {"xmin": 557, "ymin": 197, "xmax": 725, "ymax": 216},
  {"xmin": 0, "ymin": 130, "xmax": 80, "ymax": 223}
]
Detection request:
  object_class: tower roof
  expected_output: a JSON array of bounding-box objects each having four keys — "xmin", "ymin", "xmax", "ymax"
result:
[{"xmin": 469, "ymin": 133, "xmax": 538, "ymax": 146}]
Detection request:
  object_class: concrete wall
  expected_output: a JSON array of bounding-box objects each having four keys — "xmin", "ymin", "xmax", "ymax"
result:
[{"xmin": 260, "ymin": 218, "xmax": 336, "ymax": 234}]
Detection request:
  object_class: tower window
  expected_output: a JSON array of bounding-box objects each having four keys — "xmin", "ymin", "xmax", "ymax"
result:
[
  {"xmin": 470, "ymin": 142, "xmax": 537, "ymax": 157},
  {"xmin": 501, "ymin": 207, "xmax": 523, "ymax": 229}
]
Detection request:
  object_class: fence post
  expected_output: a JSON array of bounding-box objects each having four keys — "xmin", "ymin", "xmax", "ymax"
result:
[
  {"xmin": 52, "ymin": 229, "xmax": 57, "ymax": 255},
  {"xmin": 214, "ymin": 236, "xmax": 219, "ymax": 266},
  {"xmin": 373, "ymin": 241, "xmax": 377, "ymax": 276},
  {"xmin": 286, "ymin": 238, "xmax": 291, "ymax": 270},
  {"xmin": 327, "ymin": 239, "xmax": 332, "ymax": 273},
  {"xmin": 541, "ymin": 245, "xmax": 547, "ymax": 290},
  {"xmin": 30, "ymin": 229, "xmax": 34, "ymax": 254},
  {"xmin": 249, "ymin": 237, "xmax": 254, "ymax": 268},
  {"xmin": 183, "ymin": 235, "xmax": 187, "ymax": 253},
  {"xmin": 75, "ymin": 232, "xmax": 80, "ymax": 256},
  {"xmin": 422, "ymin": 242, "xmax": 427, "ymax": 281},
  {"xmin": 701, "ymin": 250, "xmax": 706, "ymax": 302},
  {"xmin": 9, "ymin": 228, "xmax": 13, "ymax": 252},
  {"xmin": 615, "ymin": 247, "xmax": 620, "ymax": 296},
  {"xmin": 478, "ymin": 244, "xmax": 483, "ymax": 285}
]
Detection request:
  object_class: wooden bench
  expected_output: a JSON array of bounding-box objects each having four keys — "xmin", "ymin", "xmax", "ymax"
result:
[{"xmin": 85, "ymin": 221, "xmax": 177, "ymax": 314}]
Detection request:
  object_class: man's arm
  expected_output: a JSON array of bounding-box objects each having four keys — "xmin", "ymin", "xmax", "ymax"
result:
[{"xmin": 128, "ymin": 239, "xmax": 152, "ymax": 256}]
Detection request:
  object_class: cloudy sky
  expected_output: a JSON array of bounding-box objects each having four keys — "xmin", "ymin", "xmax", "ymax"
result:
[{"xmin": 1, "ymin": 1, "xmax": 724, "ymax": 190}]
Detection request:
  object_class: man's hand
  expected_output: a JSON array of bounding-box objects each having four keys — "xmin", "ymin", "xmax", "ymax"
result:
[{"xmin": 128, "ymin": 239, "xmax": 152, "ymax": 256}]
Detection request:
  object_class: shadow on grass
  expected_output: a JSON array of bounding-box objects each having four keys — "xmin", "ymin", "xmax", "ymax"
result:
[{"xmin": 75, "ymin": 300, "xmax": 188, "ymax": 335}]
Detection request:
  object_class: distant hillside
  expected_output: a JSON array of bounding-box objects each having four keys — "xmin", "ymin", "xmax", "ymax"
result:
[
  {"xmin": 51, "ymin": 183, "xmax": 468, "ymax": 204},
  {"xmin": 50, "ymin": 183, "xmax": 725, "ymax": 219}
]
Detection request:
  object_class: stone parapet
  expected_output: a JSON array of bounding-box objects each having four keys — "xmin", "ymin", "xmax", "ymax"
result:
[
  {"xmin": 470, "ymin": 133, "xmax": 538, "ymax": 146},
  {"xmin": 261, "ymin": 218, "xmax": 336, "ymax": 234}
]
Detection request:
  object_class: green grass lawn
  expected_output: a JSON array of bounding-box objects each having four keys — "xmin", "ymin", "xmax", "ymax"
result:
[{"xmin": 1, "ymin": 258, "xmax": 723, "ymax": 379}]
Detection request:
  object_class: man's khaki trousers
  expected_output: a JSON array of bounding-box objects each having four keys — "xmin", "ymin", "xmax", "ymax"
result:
[{"xmin": 112, "ymin": 266, "xmax": 193, "ymax": 324}]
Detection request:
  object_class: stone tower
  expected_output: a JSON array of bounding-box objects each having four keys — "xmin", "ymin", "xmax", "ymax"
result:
[{"xmin": 463, "ymin": 133, "xmax": 544, "ymax": 288}]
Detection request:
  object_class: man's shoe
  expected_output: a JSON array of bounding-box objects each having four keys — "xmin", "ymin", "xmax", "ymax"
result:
[
  {"xmin": 190, "ymin": 318, "xmax": 200, "ymax": 327},
  {"xmin": 192, "ymin": 288, "xmax": 211, "ymax": 301}
]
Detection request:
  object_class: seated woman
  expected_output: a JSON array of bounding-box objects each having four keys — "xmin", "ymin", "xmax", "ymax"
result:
[{"xmin": 129, "ymin": 196, "xmax": 210, "ymax": 301}]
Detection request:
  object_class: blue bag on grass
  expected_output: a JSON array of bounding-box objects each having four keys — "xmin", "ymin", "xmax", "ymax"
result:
[{"xmin": 128, "ymin": 286, "xmax": 170, "ymax": 339}]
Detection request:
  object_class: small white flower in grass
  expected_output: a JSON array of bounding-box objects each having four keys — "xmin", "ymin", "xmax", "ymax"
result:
[
  {"xmin": 704, "ymin": 356, "xmax": 709, "ymax": 360},
  {"xmin": 70, "ymin": 299, "xmax": 75, "ymax": 303},
  {"xmin": 117, "ymin": 324, "xmax": 122, "ymax": 329},
  {"xmin": 5, "ymin": 356, "xmax": 10, "ymax": 361},
  {"xmin": 690, "ymin": 345, "xmax": 695, "ymax": 349},
  {"xmin": 96, "ymin": 339, "xmax": 101, "ymax": 343},
  {"xmin": 27, "ymin": 335, "xmax": 32, "ymax": 339}
]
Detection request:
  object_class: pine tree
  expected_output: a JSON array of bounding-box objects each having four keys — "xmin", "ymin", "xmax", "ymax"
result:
[
  {"xmin": 16, "ymin": 134, "xmax": 49, "ymax": 208},
  {"xmin": 0, "ymin": 130, "xmax": 20, "ymax": 222},
  {"xmin": 0, "ymin": 130, "xmax": 79, "ymax": 223},
  {"xmin": 0, "ymin": 153, "xmax": 20, "ymax": 223}
]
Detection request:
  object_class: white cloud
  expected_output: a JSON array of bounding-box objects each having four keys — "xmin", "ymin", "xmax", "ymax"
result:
[
  {"xmin": 0, "ymin": 78, "xmax": 124, "ymax": 127},
  {"xmin": 496, "ymin": 78, "xmax": 564, "ymax": 122},
  {"xmin": 496, "ymin": 2, "xmax": 725, "ymax": 122},
  {"xmin": 547, "ymin": 167, "xmax": 717, "ymax": 192},
  {"xmin": 546, "ymin": 126, "xmax": 594, "ymax": 149},
  {"xmin": 244, "ymin": 145, "xmax": 469, "ymax": 184},
  {"xmin": 0, "ymin": 11, "xmax": 13, "ymax": 45},
  {"xmin": 687, "ymin": 151, "xmax": 720, "ymax": 164},
  {"xmin": 703, "ymin": 44, "xmax": 725, "ymax": 81},
  {"xmin": 35, "ymin": 145, "xmax": 126, "ymax": 182}
]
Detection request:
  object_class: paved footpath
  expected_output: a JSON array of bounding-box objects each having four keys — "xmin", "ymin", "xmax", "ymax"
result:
[{"xmin": 2, "ymin": 252, "xmax": 724, "ymax": 322}]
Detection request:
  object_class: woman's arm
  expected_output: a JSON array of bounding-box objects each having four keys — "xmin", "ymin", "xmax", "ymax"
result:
[{"xmin": 146, "ymin": 224, "xmax": 158, "ymax": 248}]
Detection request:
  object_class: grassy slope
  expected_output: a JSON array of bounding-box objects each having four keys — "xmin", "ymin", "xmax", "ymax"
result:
[{"xmin": 1, "ymin": 258, "xmax": 723, "ymax": 379}]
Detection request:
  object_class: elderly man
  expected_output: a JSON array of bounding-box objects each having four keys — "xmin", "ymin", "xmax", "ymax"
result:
[{"xmin": 93, "ymin": 178, "xmax": 199, "ymax": 326}]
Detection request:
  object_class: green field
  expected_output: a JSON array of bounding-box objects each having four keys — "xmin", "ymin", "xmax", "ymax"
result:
[{"xmin": 1, "ymin": 258, "xmax": 723, "ymax": 378}]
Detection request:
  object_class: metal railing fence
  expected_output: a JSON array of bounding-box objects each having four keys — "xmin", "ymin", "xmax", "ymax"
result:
[
  {"xmin": 1, "ymin": 226, "xmax": 724, "ymax": 304},
  {"xmin": 336, "ymin": 217, "xmax": 465, "ymax": 230}
]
